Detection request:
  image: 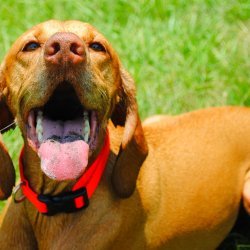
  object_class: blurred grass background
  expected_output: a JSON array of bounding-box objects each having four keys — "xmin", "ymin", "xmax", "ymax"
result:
[{"xmin": 0, "ymin": 0, "xmax": 249, "ymax": 249}]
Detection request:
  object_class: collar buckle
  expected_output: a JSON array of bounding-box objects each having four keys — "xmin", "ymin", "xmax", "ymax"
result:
[{"xmin": 38, "ymin": 187, "xmax": 89, "ymax": 216}]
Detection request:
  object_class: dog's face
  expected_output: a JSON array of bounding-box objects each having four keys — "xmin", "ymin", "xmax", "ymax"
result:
[
  {"xmin": 1, "ymin": 20, "xmax": 122, "ymax": 181},
  {"xmin": 0, "ymin": 20, "xmax": 148, "ymax": 198}
]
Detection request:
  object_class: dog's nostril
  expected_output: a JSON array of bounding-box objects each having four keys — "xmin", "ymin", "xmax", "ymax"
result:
[
  {"xmin": 53, "ymin": 42, "xmax": 60, "ymax": 54},
  {"xmin": 47, "ymin": 42, "xmax": 60, "ymax": 56},
  {"xmin": 70, "ymin": 43, "xmax": 84, "ymax": 56}
]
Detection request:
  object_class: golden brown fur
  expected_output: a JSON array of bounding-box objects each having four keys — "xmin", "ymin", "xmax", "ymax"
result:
[{"xmin": 0, "ymin": 20, "xmax": 250, "ymax": 250}]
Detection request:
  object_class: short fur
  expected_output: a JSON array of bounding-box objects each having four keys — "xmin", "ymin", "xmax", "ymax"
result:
[{"xmin": 0, "ymin": 20, "xmax": 250, "ymax": 250}]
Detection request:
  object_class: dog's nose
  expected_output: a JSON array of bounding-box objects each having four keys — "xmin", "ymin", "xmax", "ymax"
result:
[{"xmin": 44, "ymin": 32, "xmax": 85, "ymax": 65}]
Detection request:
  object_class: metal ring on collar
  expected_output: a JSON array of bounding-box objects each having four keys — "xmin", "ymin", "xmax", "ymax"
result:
[{"xmin": 12, "ymin": 182, "xmax": 26, "ymax": 203}]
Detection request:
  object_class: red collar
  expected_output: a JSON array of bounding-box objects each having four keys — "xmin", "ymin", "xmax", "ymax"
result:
[{"xmin": 18, "ymin": 132, "xmax": 110, "ymax": 216}]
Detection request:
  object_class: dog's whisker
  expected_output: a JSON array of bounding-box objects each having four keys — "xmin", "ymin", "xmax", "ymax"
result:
[
  {"xmin": 98, "ymin": 88, "xmax": 108, "ymax": 100},
  {"xmin": 0, "ymin": 121, "xmax": 16, "ymax": 133}
]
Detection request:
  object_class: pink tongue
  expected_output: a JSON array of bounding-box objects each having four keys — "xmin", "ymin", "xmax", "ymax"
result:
[
  {"xmin": 38, "ymin": 140, "xmax": 89, "ymax": 181},
  {"xmin": 37, "ymin": 116, "xmax": 89, "ymax": 181}
]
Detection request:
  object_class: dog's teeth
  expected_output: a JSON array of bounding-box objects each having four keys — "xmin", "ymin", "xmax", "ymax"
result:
[
  {"xmin": 36, "ymin": 111, "xmax": 43, "ymax": 143},
  {"xmin": 83, "ymin": 111, "xmax": 90, "ymax": 142}
]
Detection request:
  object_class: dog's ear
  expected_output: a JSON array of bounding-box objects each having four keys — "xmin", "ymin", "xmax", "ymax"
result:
[
  {"xmin": 111, "ymin": 67, "xmax": 148, "ymax": 198},
  {"xmin": 0, "ymin": 64, "xmax": 15, "ymax": 132},
  {"xmin": 0, "ymin": 64, "xmax": 16, "ymax": 199},
  {"xmin": 0, "ymin": 94, "xmax": 15, "ymax": 133},
  {"xmin": 0, "ymin": 137, "xmax": 15, "ymax": 200}
]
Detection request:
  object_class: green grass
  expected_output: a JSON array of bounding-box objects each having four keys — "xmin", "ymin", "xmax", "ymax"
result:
[{"xmin": 0, "ymin": 0, "xmax": 249, "ymax": 248}]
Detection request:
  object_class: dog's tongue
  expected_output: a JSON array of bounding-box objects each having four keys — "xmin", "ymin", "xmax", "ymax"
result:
[
  {"xmin": 38, "ymin": 140, "xmax": 89, "ymax": 180},
  {"xmin": 38, "ymin": 117, "xmax": 89, "ymax": 181}
]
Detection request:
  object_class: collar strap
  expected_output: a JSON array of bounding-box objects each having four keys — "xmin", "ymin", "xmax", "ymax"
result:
[{"xmin": 19, "ymin": 132, "xmax": 110, "ymax": 216}]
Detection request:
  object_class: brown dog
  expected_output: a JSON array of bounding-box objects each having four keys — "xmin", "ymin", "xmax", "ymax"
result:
[{"xmin": 0, "ymin": 20, "xmax": 250, "ymax": 250}]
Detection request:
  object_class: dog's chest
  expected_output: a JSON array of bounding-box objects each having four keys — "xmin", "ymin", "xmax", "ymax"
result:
[{"xmin": 30, "ymin": 191, "xmax": 144, "ymax": 249}]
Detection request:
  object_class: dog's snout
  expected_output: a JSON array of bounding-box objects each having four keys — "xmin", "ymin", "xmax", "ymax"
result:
[{"xmin": 44, "ymin": 32, "xmax": 85, "ymax": 65}]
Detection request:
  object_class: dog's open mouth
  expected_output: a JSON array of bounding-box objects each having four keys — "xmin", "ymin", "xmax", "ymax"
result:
[{"xmin": 26, "ymin": 82, "xmax": 98, "ymax": 181}]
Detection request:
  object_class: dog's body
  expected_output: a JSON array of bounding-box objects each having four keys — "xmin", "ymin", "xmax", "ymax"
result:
[{"xmin": 0, "ymin": 20, "xmax": 250, "ymax": 250}]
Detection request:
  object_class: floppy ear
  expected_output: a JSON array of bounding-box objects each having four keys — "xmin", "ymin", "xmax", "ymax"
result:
[
  {"xmin": 0, "ymin": 94, "xmax": 15, "ymax": 132},
  {"xmin": 111, "ymin": 67, "xmax": 148, "ymax": 198},
  {"xmin": 0, "ymin": 64, "xmax": 15, "ymax": 132},
  {"xmin": 0, "ymin": 136, "xmax": 15, "ymax": 200},
  {"xmin": 0, "ymin": 65, "xmax": 16, "ymax": 200}
]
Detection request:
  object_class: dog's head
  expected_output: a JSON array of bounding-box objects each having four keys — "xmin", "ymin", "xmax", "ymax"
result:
[{"xmin": 0, "ymin": 20, "xmax": 148, "ymax": 199}]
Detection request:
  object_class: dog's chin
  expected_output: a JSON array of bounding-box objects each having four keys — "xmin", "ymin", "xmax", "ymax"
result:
[{"xmin": 26, "ymin": 83, "xmax": 99, "ymax": 181}]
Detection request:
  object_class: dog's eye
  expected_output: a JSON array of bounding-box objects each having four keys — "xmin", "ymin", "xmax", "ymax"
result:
[
  {"xmin": 89, "ymin": 42, "xmax": 106, "ymax": 52},
  {"xmin": 22, "ymin": 42, "xmax": 40, "ymax": 52}
]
